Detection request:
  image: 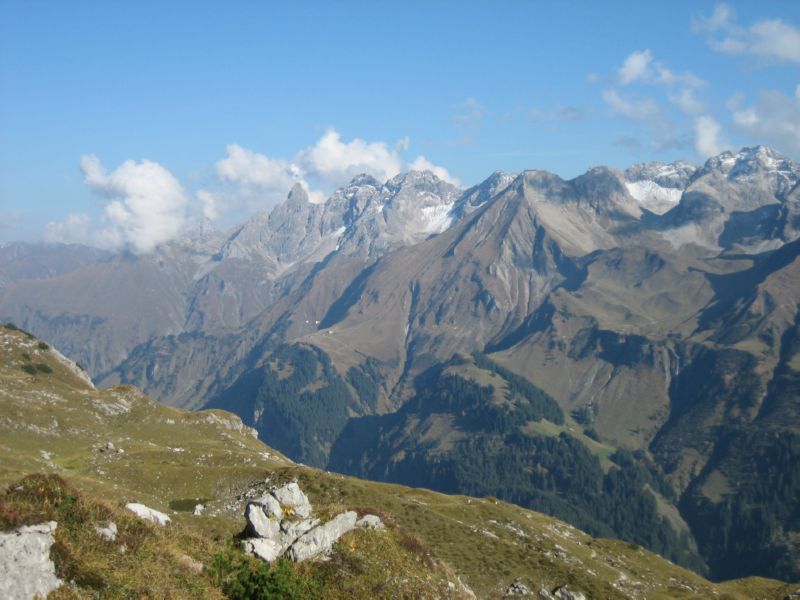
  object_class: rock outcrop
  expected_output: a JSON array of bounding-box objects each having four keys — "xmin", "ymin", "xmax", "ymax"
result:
[
  {"xmin": 552, "ymin": 585, "xmax": 586, "ymax": 600},
  {"xmin": 241, "ymin": 481, "xmax": 382, "ymax": 563},
  {"xmin": 0, "ymin": 521, "xmax": 62, "ymax": 600},
  {"xmin": 125, "ymin": 503, "xmax": 171, "ymax": 526}
]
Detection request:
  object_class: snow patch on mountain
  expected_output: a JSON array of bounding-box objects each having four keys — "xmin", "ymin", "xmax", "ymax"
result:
[{"xmin": 625, "ymin": 180, "xmax": 683, "ymax": 215}]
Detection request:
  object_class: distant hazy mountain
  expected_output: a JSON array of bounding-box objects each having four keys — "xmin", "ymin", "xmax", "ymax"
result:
[{"xmin": 2, "ymin": 147, "xmax": 800, "ymax": 581}]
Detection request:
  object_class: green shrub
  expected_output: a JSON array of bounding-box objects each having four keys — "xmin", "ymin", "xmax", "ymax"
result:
[
  {"xmin": 37, "ymin": 341, "xmax": 49, "ymax": 350},
  {"xmin": 20, "ymin": 364, "xmax": 36, "ymax": 375},
  {"xmin": 210, "ymin": 548, "xmax": 317, "ymax": 599},
  {"xmin": 36, "ymin": 363, "xmax": 53, "ymax": 374}
]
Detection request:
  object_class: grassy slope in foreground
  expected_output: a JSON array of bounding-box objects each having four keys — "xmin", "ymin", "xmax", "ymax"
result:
[{"xmin": 0, "ymin": 324, "xmax": 796, "ymax": 599}]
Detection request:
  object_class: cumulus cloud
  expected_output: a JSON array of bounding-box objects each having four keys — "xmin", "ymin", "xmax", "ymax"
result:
[
  {"xmin": 408, "ymin": 155, "xmax": 461, "ymax": 186},
  {"xmin": 296, "ymin": 129, "xmax": 405, "ymax": 186},
  {"xmin": 619, "ymin": 50, "xmax": 654, "ymax": 85},
  {"xmin": 695, "ymin": 115, "xmax": 726, "ymax": 158},
  {"xmin": 729, "ymin": 89, "xmax": 800, "ymax": 153},
  {"xmin": 46, "ymin": 156, "xmax": 190, "ymax": 253},
  {"xmin": 216, "ymin": 144, "xmax": 301, "ymax": 190},
  {"xmin": 695, "ymin": 4, "xmax": 800, "ymax": 65}
]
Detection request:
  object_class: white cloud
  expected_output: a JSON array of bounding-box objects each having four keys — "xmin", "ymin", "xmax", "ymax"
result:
[
  {"xmin": 216, "ymin": 144, "xmax": 301, "ymax": 191},
  {"xmin": 696, "ymin": 4, "xmax": 800, "ymax": 65},
  {"xmin": 84, "ymin": 156, "xmax": 189, "ymax": 253},
  {"xmin": 694, "ymin": 115, "xmax": 726, "ymax": 158},
  {"xmin": 669, "ymin": 88, "xmax": 704, "ymax": 114},
  {"xmin": 296, "ymin": 129, "xmax": 405, "ymax": 186},
  {"xmin": 602, "ymin": 89, "xmax": 660, "ymax": 120},
  {"xmin": 617, "ymin": 49, "xmax": 705, "ymax": 89},
  {"xmin": 619, "ymin": 49, "xmax": 653, "ymax": 84},
  {"xmin": 408, "ymin": 155, "xmax": 461, "ymax": 186},
  {"xmin": 197, "ymin": 190, "xmax": 219, "ymax": 221},
  {"xmin": 44, "ymin": 213, "xmax": 91, "ymax": 245},
  {"xmin": 694, "ymin": 3, "xmax": 733, "ymax": 32},
  {"xmin": 47, "ymin": 156, "xmax": 190, "ymax": 253},
  {"xmin": 728, "ymin": 89, "xmax": 800, "ymax": 153}
]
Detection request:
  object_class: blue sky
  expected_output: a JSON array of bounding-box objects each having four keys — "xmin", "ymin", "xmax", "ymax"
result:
[{"xmin": 0, "ymin": 1, "xmax": 798, "ymax": 249}]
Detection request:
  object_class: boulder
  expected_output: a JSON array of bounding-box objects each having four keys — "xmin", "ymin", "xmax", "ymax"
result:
[
  {"xmin": 356, "ymin": 514, "xmax": 385, "ymax": 530},
  {"xmin": 280, "ymin": 517, "xmax": 320, "ymax": 541},
  {"xmin": 193, "ymin": 504, "xmax": 204, "ymax": 516},
  {"xmin": 287, "ymin": 511, "xmax": 358, "ymax": 562},
  {"xmin": 504, "ymin": 578, "xmax": 532, "ymax": 596},
  {"xmin": 95, "ymin": 522, "xmax": 117, "ymax": 542},
  {"xmin": 272, "ymin": 482, "xmax": 312, "ymax": 518},
  {"xmin": 243, "ymin": 538, "xmax": 283, "ymax": 563},
  {"xmin": 245, "ymin": 503, "xmax": 280, "ymax": 540},
  {"xmin": 553, "ymin": 586, "xmax": 586, "ymax": 600},
  {"xmin": 0, "ymin": 521, "xmax": 62, "ymax": 600},
  {"xmin": 125, "ymin": 502, "xmax": 171, "ymax": 526},
  {"xmin": 251, "ymin": 493, "xmax": 283, "ymax": 520}
]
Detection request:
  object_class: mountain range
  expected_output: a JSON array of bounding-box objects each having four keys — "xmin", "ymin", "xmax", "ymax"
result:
[{"xmin": 2, "ymin": 145, "xmax": 799, "ymax": 582}]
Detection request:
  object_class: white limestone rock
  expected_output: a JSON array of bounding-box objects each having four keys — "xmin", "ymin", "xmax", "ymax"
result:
[
  {"xmin": 287, "ymin": 511, "xmax": 357, "ymax": 562},
  {"xmin": 0, "ymin": 521, "xmax": 62, "ymax": 600},
  {"xmin": 243, "ymin": 538, "xmax": 283, "ymax": 563},
  {"xmin": 272, "ymin": 482, "xmax": 312, "ymax": 519},
  {"xmin": 125, "ymin": 502, "xmax": 171, "ymax": 526},
  {"xmin": 245, "ymin": 503, "xmax": 280, "ymax": 540},
  {"xmin": 355, "ymin": 514, "xmax": 385, "ymax": 530},
  {"xmin": 251, "ymin": 493, "xmax": 283, "ymax": 520}
]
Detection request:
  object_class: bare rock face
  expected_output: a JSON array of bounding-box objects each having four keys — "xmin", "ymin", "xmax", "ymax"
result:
[{"xmin": 0, "ymin": 521, "xmax": 62, "ymax": 600}]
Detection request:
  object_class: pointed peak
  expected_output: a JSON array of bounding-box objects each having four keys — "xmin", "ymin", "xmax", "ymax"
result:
[{"xmin": 287, "ymin": 183, "xmax": 309, "ymax": 204}]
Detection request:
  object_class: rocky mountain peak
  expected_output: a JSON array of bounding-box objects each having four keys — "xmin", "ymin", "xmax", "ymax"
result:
[
  {"xmin": 452, "ymin": 170, "xmax": 516, "ymax": 219},
  {"xmin": 703, "ymin": 145, "xmax": 798, "ymax": 183},
  {"xmin": 570, "ymin": 167, "xmax": 641, "ymax": 217},
  {"xmin": 286, "ymin": 182, "xmax": 310, "ymax": 204}
]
